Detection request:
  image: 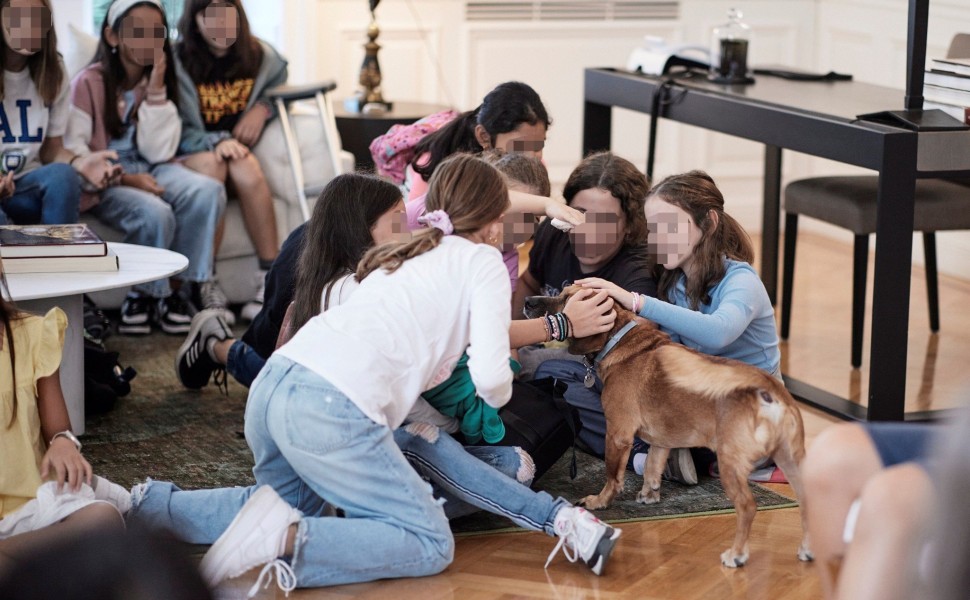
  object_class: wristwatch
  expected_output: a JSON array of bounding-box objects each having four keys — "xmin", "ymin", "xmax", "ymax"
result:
[{"xmin": 50, "ymin": 430, "xmax": 82, "ymax": 452}]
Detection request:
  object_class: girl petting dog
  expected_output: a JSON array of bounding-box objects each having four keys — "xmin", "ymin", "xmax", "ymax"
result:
[
  {"xmin": 127, "ymin": 155, "xmax": 621, "ymax": 595},
  {"xmin": 579, "ymin": 170, "xmax": 779, "ymax": 375},
  {"xmin": 577, "ymin": 170, "xmax": 781, "ymax": 480}
]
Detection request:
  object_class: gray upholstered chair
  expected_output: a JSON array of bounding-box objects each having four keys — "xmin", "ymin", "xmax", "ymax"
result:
[{"xmin": 780, "ymin": 33, "xmax": 970, "ymax": 368}]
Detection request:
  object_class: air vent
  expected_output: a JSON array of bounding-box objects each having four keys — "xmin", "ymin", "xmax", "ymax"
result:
[{"xmin": 466, "ymin": 1, "xmax": 679, "ymax": 21}]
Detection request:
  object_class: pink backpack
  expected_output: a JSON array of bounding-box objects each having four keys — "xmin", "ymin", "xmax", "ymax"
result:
[{"xmin": 369, "ymin": 109, "xmax": 459, "ymax": 184}]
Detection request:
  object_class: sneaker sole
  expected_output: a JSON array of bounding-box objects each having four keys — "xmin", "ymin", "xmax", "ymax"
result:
[
  {"xmin": 199, "ymin": 486, "xmax": 285, "ymax": 588},
  {"xmin": 118, "ymin": 323, "xmax": 151, "ymax": 335},
  {"xmin": 587, "ymin": 527, "xmax": 622, "ymax": 576},
  {"xmin": 159, "ymin": 321, "xmax": 192, "ymax": 335}
]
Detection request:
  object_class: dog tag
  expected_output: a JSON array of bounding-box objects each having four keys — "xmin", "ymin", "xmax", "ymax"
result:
[{"xmin": 584, "ymin": 371, "xmax": 596, "ymax": 388}]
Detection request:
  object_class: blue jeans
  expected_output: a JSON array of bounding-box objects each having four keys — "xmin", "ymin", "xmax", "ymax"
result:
[
  {"xmin": 0, "ymin": 163, "xmax": 80, "ymax": 225},
  {"xmin": 535, "ymin": 359, "xmax": 609, "ymax": 456},
  {"xmin": 226, "ymin": 340, "xmax": 266, "ymax": 388},
  {"xmin": 88, "ymin": 162, "xmax": 226, "ymax": 298},
  {"xmin": 129, "ymin": 355, "xmax": 566, "ymax": 588}
]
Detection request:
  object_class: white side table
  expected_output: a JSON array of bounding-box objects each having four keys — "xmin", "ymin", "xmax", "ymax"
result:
[{"xmin": 6, "ymin": 243, "xmax": 188, "ymax": 435}]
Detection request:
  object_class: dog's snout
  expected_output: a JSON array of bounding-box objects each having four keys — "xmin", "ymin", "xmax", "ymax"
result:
[{"xmin": 522, "ymin": 295, "xmax": 544, "ymax": 319}]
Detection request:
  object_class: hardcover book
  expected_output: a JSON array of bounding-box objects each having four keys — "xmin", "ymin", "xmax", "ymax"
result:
[
  {"xmin": 932, "ymin": 57, "xmax": 970, "ymax": 77},
  {"xmin": 1, "ymin": 249, "xmax": 119, "ymax": 274},
  {"xmin": 924, "ymin": 69, "xmax": 970, "ymax": 93},
  {"xmin": 0, "ymin": 224, "xmax": 107, "ymax": 258}
]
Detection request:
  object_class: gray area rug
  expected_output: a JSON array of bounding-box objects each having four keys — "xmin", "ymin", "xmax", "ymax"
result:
[{"xmin": 82, "ymin": 330, "xmax": 795, "ymax": 534}]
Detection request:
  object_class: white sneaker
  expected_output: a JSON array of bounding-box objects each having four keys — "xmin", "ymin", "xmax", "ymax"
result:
[
  {"xmin": 545, "ymin": 506, "xmax": 621, "ymax": 576},
  {"xmin": 631, "ymin": 448, "xmax": 698, "ymax": 486},
  {"xmin": 199, "ymin": 486, "xmax": 301, "ymax": 595},
  {"xmin": 240, "ymin": 269, "xmax": 268, "ymax": 322}
]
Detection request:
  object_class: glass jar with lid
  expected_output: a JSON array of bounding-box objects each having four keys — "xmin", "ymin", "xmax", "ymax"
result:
[{"xmin": 710, "ymin": 8, "xmax": 754, "ymax": 84}]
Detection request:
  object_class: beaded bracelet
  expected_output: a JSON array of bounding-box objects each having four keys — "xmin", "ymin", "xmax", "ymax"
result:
[
  {"xmin": 631, "ymin": 291, "xmax": 642, "ymax": 314},
  {"xmin": 560, "ymin": 312, "xmax": 573, "ymax": 339},
  {"xmin": 541, "ymin": 315, "xmax": 552, "ymax": 341},
  {"xmin": 548, "ymin": 315, "xmax": 560, "ymax": 341}
]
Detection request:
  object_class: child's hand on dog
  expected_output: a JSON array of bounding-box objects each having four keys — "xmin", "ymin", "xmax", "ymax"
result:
[
  {"xmin": 563, "ymin": 288, "xmax": 616, "ymax": 337},
  {"xmin": 575, "ymin": 278, "xmax": 633, "ymax": 311}
]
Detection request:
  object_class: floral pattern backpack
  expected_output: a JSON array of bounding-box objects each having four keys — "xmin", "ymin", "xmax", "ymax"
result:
[{"xmin": 368, "ymin": 109, "xmax": 459, "ymax": 184}]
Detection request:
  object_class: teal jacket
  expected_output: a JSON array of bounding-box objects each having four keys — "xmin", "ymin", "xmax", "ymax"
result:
[
  {"xmin": 422, "ymin": 353, "xmax": 520, "ymax": 444},
  {"xmin": 174, "ymin": 39, "xmax": 288, "ymax": 155}
]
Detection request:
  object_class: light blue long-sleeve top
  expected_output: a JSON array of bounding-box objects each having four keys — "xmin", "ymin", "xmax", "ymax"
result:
[{"xmin": 638, "ymin": 258, "xmax": 781, "ymax": 375}]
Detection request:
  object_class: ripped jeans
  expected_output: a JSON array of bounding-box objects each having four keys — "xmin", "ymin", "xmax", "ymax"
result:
[{"xmin": 128, "ymin": 355, "xmax": 567, "ymax": 588}]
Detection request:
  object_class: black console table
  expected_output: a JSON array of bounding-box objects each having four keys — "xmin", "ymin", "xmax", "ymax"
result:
[{"xmin": 582, "ymin": 67, "xmax": 970, "ymax": 422}]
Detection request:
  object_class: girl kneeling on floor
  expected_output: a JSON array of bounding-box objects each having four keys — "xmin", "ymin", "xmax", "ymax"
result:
[{"xmin": 127, "ymin": 155, "xmax": 622, "ymax": 595}]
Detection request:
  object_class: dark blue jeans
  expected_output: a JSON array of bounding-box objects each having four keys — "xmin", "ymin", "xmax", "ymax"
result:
[
  {"xmin": 0, "ymin": 163, "xmax": 81, "ymax": 225},
  {"xmin": 226, "ymin": 340, "xmax": 266, "ymax": 388}
]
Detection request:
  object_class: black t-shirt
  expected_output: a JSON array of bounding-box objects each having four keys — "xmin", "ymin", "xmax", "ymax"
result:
[
  {"xmin": 527, "ymin": 219, "xmax": 657, "ymax": 298},
  {"xmin": 196, "ymin": 55, "xmax": 255, "ymax": 132}
]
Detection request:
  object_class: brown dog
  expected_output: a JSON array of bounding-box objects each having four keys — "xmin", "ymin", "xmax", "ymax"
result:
[{"xmin": 524, "ymin": 286, "xmax": 812, "ymax": 567}]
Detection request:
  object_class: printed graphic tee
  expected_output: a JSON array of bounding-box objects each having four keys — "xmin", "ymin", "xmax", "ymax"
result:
[
  {"xmin": 196, "ymin": 55, "xmax": 254, "ymax": 132},
  {"xmin": 0, "ymin": 68, "xmax": 70, "ymax": 179}
]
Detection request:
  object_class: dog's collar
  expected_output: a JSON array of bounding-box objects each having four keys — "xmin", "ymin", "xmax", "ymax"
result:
[{"xmin": 591, "ymin": 320, "xmax": 638, "ymax": 365}]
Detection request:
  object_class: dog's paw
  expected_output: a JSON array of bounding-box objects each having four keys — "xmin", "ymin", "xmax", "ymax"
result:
[
  {"xmin": 579, "ymin": 494, "xmax": 609, "ymax": 510},
  {"xmin": 720, "ymin": 549, "xmax": 749, "ymax": 568},
  {"xmin": 797, "ymin": 544, "xmax": 814, "ymax": 562},
  {"xmin": 636, "ymin": 489, "xmax": 660, "ymax": 505}
]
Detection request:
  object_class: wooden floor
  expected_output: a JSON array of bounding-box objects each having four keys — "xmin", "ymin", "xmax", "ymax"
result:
[{"xmin": 225, "ymin": 233, "xmax": 970, "ymax": 599}]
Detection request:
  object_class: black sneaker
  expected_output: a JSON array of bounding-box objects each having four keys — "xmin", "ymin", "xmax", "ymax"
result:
[
  {"xmin": 175, "ymin": 309, "xmax": 233, "ymax": 389},
  {"xmin": 118, "ymin": 291, "xmax": 153, "ymax": 335},
  {"xmin": 156, "ymin": 293, "xmax": 195, "ymax": 335}
]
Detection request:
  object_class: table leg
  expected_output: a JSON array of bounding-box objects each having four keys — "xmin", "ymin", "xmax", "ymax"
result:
[
  {"xmin": 867, "ymin": 139, "xmax": 917, "ymax": 421},
  {"xmin": 762, "ymin": 145, "xmax": 782, "ymax": 305},
  {"xmin": 20, "ymin": 294, "xmax": 85, "ymax": 435}
]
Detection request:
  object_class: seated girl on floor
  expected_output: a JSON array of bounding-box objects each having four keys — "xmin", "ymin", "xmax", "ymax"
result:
[
  {"xmin": 405, "ymin": 81, "xmax": 549, "ymax": 201},
  {"xmin": 174, "ymin": 173, "xmax": 407, "ymax": 390},
  {"xmin": 0, "ymin": 269, "xmax": 130, "ymax": 571}
]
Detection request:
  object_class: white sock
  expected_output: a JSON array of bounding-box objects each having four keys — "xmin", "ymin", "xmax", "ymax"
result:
[
  {"xmin": 92, "ymin": 475, "xmax": 132, "ymax": 514},
  {"xmin": 632, "ymin": 452, "xmax": 647, "ymax": 475}
]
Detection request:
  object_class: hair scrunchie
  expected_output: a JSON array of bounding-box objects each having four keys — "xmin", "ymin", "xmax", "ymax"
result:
[{"xmin": 417, "ymin": 210, "xmax": 454, "ymax": 235}]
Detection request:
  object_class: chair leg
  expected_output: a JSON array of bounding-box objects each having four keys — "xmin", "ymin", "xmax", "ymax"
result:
[
  {"xmin": 923, "ymin": 231, "xmax": 940, "ymax": 332},
  {"xmin": 781, "ymin": 212, "xmax": 799, "ymax": 339},
  {"xmin": 851, "ymin": 235, "xmax": 869, "ymax": 369}
]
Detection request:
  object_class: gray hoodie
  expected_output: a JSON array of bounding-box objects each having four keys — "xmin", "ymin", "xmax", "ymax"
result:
[{"xmin": 174, "ymin": 39, "xmax": 288, "ymax": 155}]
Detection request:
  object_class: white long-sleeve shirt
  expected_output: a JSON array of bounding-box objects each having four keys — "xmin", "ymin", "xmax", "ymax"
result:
[
  {"xmin": 65, "ymin": 64, "xmax": 180, "ymax": 165},
  {"xmin": 277, "ymin": 235, "xmax": 514, "ymax": 430}
]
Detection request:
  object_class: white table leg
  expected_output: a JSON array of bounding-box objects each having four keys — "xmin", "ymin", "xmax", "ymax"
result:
[{"xmin": 20, "ymin": 294, "xmax": 85, "ymax": 435}]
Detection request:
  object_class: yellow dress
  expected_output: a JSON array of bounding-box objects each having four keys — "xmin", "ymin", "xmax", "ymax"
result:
[{"xmin": 0, "ymin": 308, "xmax": 67, "ymax": 519}]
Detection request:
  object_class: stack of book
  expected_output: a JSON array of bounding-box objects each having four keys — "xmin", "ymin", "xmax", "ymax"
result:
[
  {"xmin": 0, "ymin": 224, "xmax": 119, "ymax": 274},
  {"xmin": 924, "ymin": 57, "xmax": 970, "ymax": 125}
]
